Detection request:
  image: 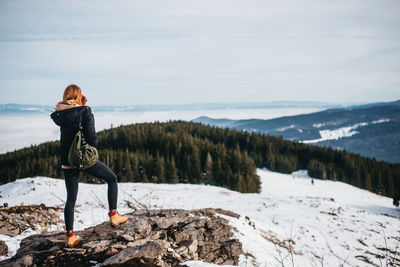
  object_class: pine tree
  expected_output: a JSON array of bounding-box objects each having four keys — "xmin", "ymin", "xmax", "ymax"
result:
[
  {"xmin": 190, "ymin": 146, "xmax": 201, "ymax": 184},
  {"xmin": 166, "ymin": 157, "xmax": 179, "ymax": 184},
  {"xmin": 204, "ymin": 152, "xmax": 213, "ymax": 185},
  {"xmin": 156, "ymin": 154, "xmax": 166, "ymax": 183}
]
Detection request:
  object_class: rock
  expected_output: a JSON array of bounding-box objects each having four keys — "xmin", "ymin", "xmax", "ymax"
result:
[
  {"xmin": 0, "ymin": 208, "xmax": 243, "ymax": 266},
  {"xmin": 199, "ymin": 208, "xmax": 241, "ymax": 219},
  {"xmin": 174, "ymin": 228, "xmax": 198, "ymax": 243},
  {"xmin": 82, "ymin": 240, "xmax": 112, "ymax": 254},
  {"xmin": 102, "ymin": 240, "xmax": 164, "ymax": 266},
  {"xmin": 188, "ymin": 239, "xmax": 198, "ymax": 255},
  {"xmin": 105, "ymin": 247, "xmax": 119, "ymax": 257},
  {"xmin": 0, "ymin": 240, "xmax": 7, "ymax": 256},
  {"xmin": 0, "ymin": 204, "xmax": 62, "ymax": 237},
  {"xmin": 0, "ymin": 226, "xmax": 20, "ymax": 237},
  {"xmin": 2, "ymin": 255, "xmax": 33, "ymax": 267}
]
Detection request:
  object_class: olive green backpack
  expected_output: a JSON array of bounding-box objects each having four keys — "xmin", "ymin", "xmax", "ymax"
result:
[{"xmin": 68, "ymin": 108, "xmax": 98, "ymax": 169}]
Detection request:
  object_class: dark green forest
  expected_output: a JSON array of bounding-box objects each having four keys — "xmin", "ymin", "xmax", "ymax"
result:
[{"xmin": 0, "ymin": 121, "xmax": 399, "ymax": 205}]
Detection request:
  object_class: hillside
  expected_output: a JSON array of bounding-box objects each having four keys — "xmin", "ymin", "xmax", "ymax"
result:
[
  {"xmin": 193, "ymin": 100, "xmax": 400, "ymax": 163},
  {"xmin": 0, "ymin": 169, "xmax": 399, "ymax": 266},
  {"xmin": 0, "ymin": 121, "xmax": 399, "ymax": 205}
]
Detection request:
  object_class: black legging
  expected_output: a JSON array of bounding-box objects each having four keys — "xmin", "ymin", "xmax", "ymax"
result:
[{"xmin": 62, "ymin": 161, "xmax": 118, "ymax": 231}]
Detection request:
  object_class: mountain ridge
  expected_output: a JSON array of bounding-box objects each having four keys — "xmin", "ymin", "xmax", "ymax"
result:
[
  {"xmin": 0, "ymin": 101, "xmax": 352, "ymax": 113},
  {"xmin": 193, "ymin": 100, "xmax": 400, "ymax": 163}
]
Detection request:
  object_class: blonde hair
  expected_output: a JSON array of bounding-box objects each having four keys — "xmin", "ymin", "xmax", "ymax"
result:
[{"xmin": 63, "ymin": 84, "xmax": 83, "ymax": 105}]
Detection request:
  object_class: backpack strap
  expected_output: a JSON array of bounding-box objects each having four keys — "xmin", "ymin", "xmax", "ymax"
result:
[
  {"xmin": 78, "ymin": 107, "xmax": 88, "ymax": 130},
  {"xmin": 78, "ymin": 107, "xmax": 89, "ymax": 145}
]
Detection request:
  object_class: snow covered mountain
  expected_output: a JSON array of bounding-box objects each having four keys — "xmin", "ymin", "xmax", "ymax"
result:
[
  {"xmin": 193, "ymin": 100, "xmax": 400, "ymax": 163},
  {"xmin": 0, "ymin": 169, "xmax": 398, "ymax": 266}
]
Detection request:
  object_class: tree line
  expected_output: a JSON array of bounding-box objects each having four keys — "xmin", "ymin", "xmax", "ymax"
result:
[
  {"xmin": 0, "ymin": 121, "xmax": 261, "ymax": 194},
  {"xmin": 0, "ymin": 121, "xmax": 399, "ymax": 205}
]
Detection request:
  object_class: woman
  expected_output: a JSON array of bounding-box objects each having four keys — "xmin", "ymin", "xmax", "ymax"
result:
[{"xmin": 51, "ymin": 84, "xmax": 128, "ymax": 248}]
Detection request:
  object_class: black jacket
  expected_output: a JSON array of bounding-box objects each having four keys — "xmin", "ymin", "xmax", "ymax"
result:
[{"xmin": 50, "ymin": 106, "xmax": 98, "ymax": 166}]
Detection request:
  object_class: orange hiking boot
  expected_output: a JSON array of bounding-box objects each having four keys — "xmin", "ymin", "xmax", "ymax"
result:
[
  {"xmin": 66, "ymin": 232, "xmax": 81, "ymax": 248},
  {"xmin": 109, "ymin": 210, "xmax": 128, "ymax": 227}
]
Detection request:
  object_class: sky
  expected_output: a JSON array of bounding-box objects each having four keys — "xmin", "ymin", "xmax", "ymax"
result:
[{"xmin": 0, "ymin": 0, "xmax": 399, "ymax": 106}]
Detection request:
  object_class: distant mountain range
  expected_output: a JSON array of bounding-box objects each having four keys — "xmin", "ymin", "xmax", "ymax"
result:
[
  {"xmin": 193, "ymin": 100, "xmax": 400, "ymax": 163},
  {"xmin": 0, "ymin": 101, "xmax": 345, "ymax": 113}
]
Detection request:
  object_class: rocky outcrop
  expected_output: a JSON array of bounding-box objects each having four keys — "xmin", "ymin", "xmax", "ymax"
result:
[
  {"xmin": 0, "ymin": 208, "xmax": 243, "ymax": 266},
  {"xmin": 0, "ymin": 240, "xmax": 7, "ymax": 256},
  {"xmin": 0, "ymin": 203, "xmax": 62, "ymax": 237}
]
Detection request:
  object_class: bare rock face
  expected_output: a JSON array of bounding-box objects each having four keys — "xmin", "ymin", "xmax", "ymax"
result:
[
  {"xmin": 0, "ymin": 208, "xmax": 243, "ymax": 266},
  {"xmin": 0, "ymin": 240, "xmax": 7, "ymax": 256}
]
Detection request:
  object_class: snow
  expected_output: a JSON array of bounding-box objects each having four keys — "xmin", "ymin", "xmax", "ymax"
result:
[
  {"xmin": 312, "ymin": 123, "xmax": 325, "ymax": 128},
  {"xmin": 0, "ymin": 168, "xmax": 398, "ymax": 266},
  {"xmin": 303, "ymin": 118, "xmax": 390, "ymax": 144},
  {"xmin": 371, "ymin": 119, "xmax": 390, "ymax": 124},
  {"xmin": 276, "ymin": 125, "xmax": 295, "ymax": 132}
]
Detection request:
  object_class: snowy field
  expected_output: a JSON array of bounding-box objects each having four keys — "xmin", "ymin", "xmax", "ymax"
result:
[
  {"xmin": 0, "ymin": 107, "xmax": 321, "ymax": 154},
  {"xmin": 0, "ymin": 168, "xmax": 398, "ymax": 266}
]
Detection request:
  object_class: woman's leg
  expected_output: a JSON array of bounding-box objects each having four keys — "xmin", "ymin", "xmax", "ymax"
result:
[
  {"xmin": 63, "ymin": 168, "xmax": 80, "ymax": 232},
  {"xmin": 84, "ymin": 161, "xmax": 118, "ymax": 211}
]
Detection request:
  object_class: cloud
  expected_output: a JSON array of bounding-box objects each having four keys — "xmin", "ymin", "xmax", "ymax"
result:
[{"xmin": 0, "ymin": 0, "xmax": 399, "ymax": 105}]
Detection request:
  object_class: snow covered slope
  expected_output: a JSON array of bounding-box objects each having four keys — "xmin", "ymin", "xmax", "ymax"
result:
[{"xmin": 0, "ymin": 169, "xmax": 399, "ymax": 266}]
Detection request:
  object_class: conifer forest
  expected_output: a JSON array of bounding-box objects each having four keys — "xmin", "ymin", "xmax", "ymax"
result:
[{"xmin": 0, "ymin": 121, "xmax": 399, "ymax": 205}]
